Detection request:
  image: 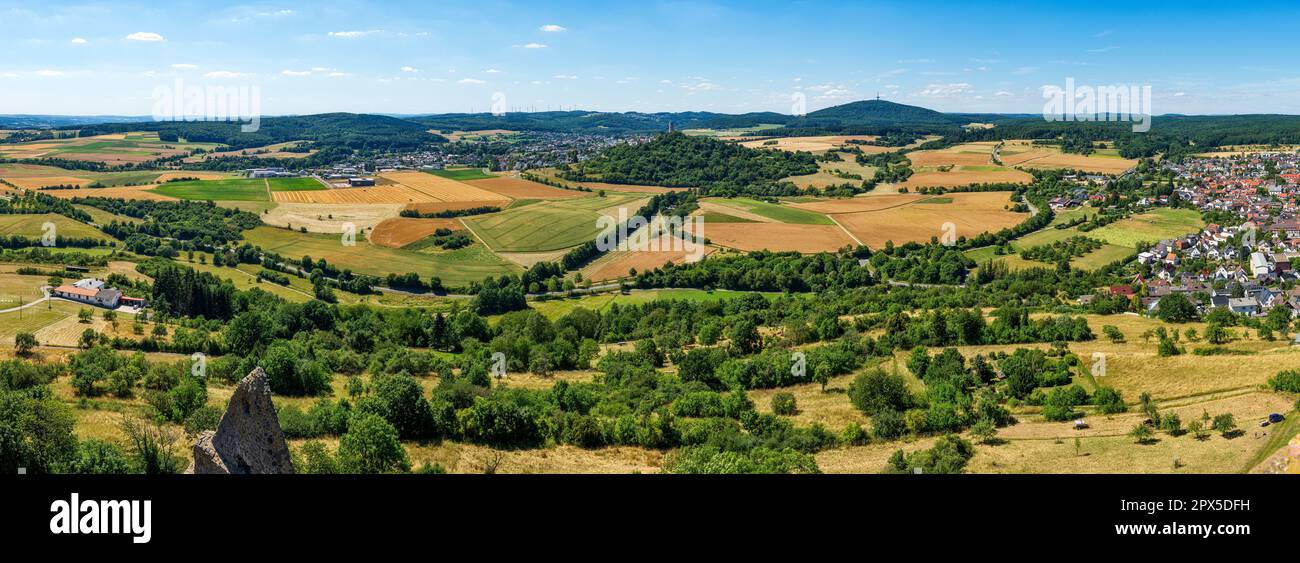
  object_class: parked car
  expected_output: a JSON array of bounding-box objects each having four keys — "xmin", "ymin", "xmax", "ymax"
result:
[{"xmin": 1269, "ymin": 413, "xmax": 1286, "ymax": 424}]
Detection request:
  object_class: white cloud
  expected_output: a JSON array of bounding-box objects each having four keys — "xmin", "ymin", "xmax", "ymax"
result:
[
  {"xmin": 70, "ymin": 37, "xmax": 86, "ymax": 44},
  {"xmin": 171, "ymin": 63, "xmax": 198, "ymax": 69},
  {"xmin": 540, "ymin": 24, "xmax": 567, "ymax": 33},
  {"xmin": 400, "ymin": 66, "xmax": 419, "ymax": 73},
  {"xmin": 994, "ymin": 91, "xmax": 1014, "ymax": 97},
  {"xmin": 1012, "ymin": 66, "xmax": 1039, "ymax": 75},
  {"xmin": 329, "ymin": 30, "xmax": 380, "ymax": 38},
  {"xmin": 204, "ymin": 71, "xmax": 242, "ymax": 78},
  {"xmin": 36, "ymin": 70, "xmax": 64, "ymax": 77},
  {"xmin": 553, "ymin": 74, "xmax": 579, "ymax": 80},
  {"xmin": 521, "ymin": 43, "xmax": 547, "ymax": 49},
  {"xmin": 660, "ymin": 79, "xmax": 673, "ymax": 84},
  {"xmin": 1174, "ymin": 92, "xmax": 1186, "ymax": 97},
  {"xmin": 126, "ymin": 32, "xmax": 164, "ymax": 42},
  {"xmin": 327, "ymin": 72, "xmax": 351, "ymax": 77},
  {"xmin": 281, "ymin": 70, "xmax": 311, "ymax": 76},
  {"xmin": 485, "ymin": 68, "xmax": 502, "ymax": 74},
  {"xmin": 917, "ymin": 83, "xmax": 973, "ymax": 97},
  {"xmin": 311, "ymin": 67, "xmax": 336, "ymax": 72},
  {"xmin": 0, "ymin": 72, "xmax": 19, "ymax": 78},
  {"xmin": 458, "ymin": 78, "xmax": 486, "ymax": 85},
  {"xmin": 1087, "ymin": 46, "xmax": 1119, "ymax": 53}
]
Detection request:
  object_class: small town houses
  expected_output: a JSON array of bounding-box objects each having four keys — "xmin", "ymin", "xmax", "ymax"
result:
[{"xmin": 1103, "ymin": 152, "xmax": 1300, "ymax": 320}]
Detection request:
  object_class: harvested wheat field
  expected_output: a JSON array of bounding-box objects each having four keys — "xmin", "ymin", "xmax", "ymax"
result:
[
  {"xmin": 5, "ymin": 176, "xmax": 94, "ymax": 189},
  {"xmin": 999, "ymin": 141, "xmax": 1138, "ymax": 174},
  {"xmin": 379, "ymin": 171, "xmax": 505, "ymax": 202},
  {"xmin": 905, "ymin": 168, "xmax": 1033, "ymax": 187},
  {"xmin": 465, "ymin": 176, "xmax": 585, "ymax": 199},
  {"xmin": 833, "ymin": 191, "xmax": 1026, "ymax": 248},
  {"xmin": 369, "ymin": 217, "xmax": 465, "ymax": 248},
  {"xmin": 583, "ymin": 233, "xmax": 714, "ymax": 282},
  {"xmin": 790, "ymin": 194, "xmax": 930, "ymax": 214},
  {"xmin": 272, "ymin": 185, "xmax": 439, "ymax": 204},
  {"xmin": 263, "ymin": 203, "xmax": 404, "ymax": 234},
  {"xmin": 704, "ymin": 223, "xmax": 854, "ymax": 253},
  {"xmin": 740, "ymin": 135, "xmax": 879, "ymax": 153}
]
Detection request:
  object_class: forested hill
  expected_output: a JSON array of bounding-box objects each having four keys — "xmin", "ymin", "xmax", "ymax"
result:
[
  {"xmin": 802, "ymin": 99, "xmax": 962, "ymax": 127},
  {"xmin": 71, "ymin": 113, "xmax": 445, "ymax": 152},
  {"xmin": 410, "ymin": 110, "xmax": 794, "ymax": 135},
  {"xmin": 558, "ymin": 131, "xmax": 817, "ymax": 192}
]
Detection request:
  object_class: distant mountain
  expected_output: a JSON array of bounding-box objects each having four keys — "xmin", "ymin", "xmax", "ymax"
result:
[
  {"xmin": 0, "ymin": 114, "xmax": 155, "ymax": 129},
  {"xmin": 801, "ymin": 100, "xmax": 961, "ymax": 127},
  {"xmin": 74, "ymin": 113, "xmax": 443, "ymax": 151},
  {"xmin": 411, "ymin": 110, "xmax": 795, "ymax": 136}
]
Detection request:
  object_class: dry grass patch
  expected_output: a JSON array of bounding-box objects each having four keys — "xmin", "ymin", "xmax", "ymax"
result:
[
  {"xmin": 740, "ymin": 135, "xmax": 879, "ymax": 153},
  {"xmin": 263, "ymin": 202, "xmax": 403, "ymax": 234}
]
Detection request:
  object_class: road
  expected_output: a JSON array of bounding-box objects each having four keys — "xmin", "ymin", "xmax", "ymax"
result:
[{"xmin": 0, "ymin": 286, "xmax": 52, "ymax": 314}]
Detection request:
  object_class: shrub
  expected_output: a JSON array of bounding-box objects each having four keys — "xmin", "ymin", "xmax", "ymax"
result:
[
  {"xmin": 336, "ymin": 414, "xmax": 410, "ymax": 474},
  {"xmin": 1267, "ymin": 370, "xmax": 1300, "ymax": 393},
  {"xmin": 848, "ymin": 369, "xmax": 912, "ymax": 415},
  {"xmin": 770, "ymin": 392, "xmax": 798, "ymax": 416},
  {"xmin": 871, "ymin": 407, "xmax": 906, "ymax": 440}
]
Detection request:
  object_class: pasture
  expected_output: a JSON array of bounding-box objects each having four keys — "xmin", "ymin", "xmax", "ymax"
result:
[
  {"xmin": 262, "ymin": 202, "xmax": 404, "ymax": 234},
  {"xmin": 242, "ymin": 225, "xmax": 520, "ymax": 286},
  {"xmin": 967, "ymin": 206, "xmax": 1203, "ymax": 271},
  {"xmin": 700, "ymin": 197, "xmax": 835, "ymax": 225},
  {"xmin": 739, "ymin": 135, "xmax": 882, "ymax": 153},
  {"xmin": 997, "ymin": 140, "xmax": 1138, "ymax": 174},
  {"xmin": 0, "ymin": 213, "xmax": 111, "ymax": 241},
  {"xmin": 904, "ymin": 142, "xmax": 1034, "ymax": 187},
  {"xmin": 150, "ymin": 178, "xmax": 272, "ymax": 201}
]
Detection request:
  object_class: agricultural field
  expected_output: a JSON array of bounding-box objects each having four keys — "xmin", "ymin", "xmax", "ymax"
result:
[
  {"xmin": 242, "ymin": 225, "xmax": 520, "ymax": 286},
  {"xmin": 739, "ymin": 135, "xmax": 880, "ymax": 153},
  {"xmin": 267, "ymin": 177, "xmax": 326, "ymax": 192},
  {"xmin": 967, "ymin": 206, "xmax": 1204, "ymax": 272},
  {"xmin": 262, "ymin": 202, "xmax": 404, "ymax": 234},
  {"xmin": 464, "ymin": 175, "xmax": 586, "ymax": 199},
  {"xmin": 0, "ymin": 213, "xmax": 112, "ymax": 241},
  {"xmin": 149, "ymin": 178, "xmax": 273, "ymax": 201},
  {"xmin": 783, "ymin": 156, "xmax": 878, "ymax": 190},
  {"xmin": 369, "ymin": 217, "xmax": 466, "ymax": 248},
  {"xmin": 681, "ymin": 124, "xmax": 784, "ymax": 138},
  {"xmin": 904, "ymin": 141, "xmax": 1035, "ymax": 187},
  {"xmin": 829, "ymin": 191, "xmax": 1027, "ymax": 249},
  {"xmin": 183, "ymin": 141, "xmax": 316, "ymax": 163},
  {"xmin": 580, "ymin": 232, "xmax": 714, "ymax": 282},
  {"xmin": 997, "ymin": 140, "xmax": 1139, "ymax": 174},
  {"xmin": 440, "ymin": 130, "xmax": 520, "ymax": 142},
  {"xmin": 0, "ymin": 132, "xmax": 221, "ymax": 165},
  {"xmin": 700, "ymin": 197, "xmax": 835, "ymax": 225},
  {"xmin": 428, "ymin": 167, "xmax": 495, "ymax": 181},
  {"xmin": 463, "ymin": 193, "xmax": 643, "ymax": 252}
]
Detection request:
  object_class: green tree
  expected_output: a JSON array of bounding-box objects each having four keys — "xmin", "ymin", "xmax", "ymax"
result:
[
  {"xmin": 337, "ymin": 414, "xmax": 410, "ymax": 474},
  {"xmin": 14, "ymin": 332, "xmax": 37, "ymax": 356},
  {"xmin": 1129, "ymin": 423, "xmax": 1154, "ymax": 444}
]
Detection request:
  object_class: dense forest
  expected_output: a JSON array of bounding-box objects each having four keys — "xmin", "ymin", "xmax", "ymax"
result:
[{"xmin": 559, "ymin": 132, "xmax": 817, "ymax": 192}]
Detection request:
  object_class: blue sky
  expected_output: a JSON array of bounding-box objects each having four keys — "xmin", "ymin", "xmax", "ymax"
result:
[{"xmin": 4, "ymin": 0, "xmax": 1300, "ymax": 116}]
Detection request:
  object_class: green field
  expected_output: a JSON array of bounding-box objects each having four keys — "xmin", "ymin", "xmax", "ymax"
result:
[
  {"xmin": 151, "ymin": 178, "xmax": 270, "ymax": 201},
  {"xmin": 700, "ymin": 211, "xmax": 757, "ymax": 223},
  {"xmin": 967, "ymin": 206, "xmax": 1200, "ymax": 272},
  {"xmin": 266, "ymin": 177, "xmax": 326, "ymax": 192},
  {"xmin": 429, "ymin": 168, "xmax": 495, "ymax": 181},
  {"xmin": 464, "ymin": 194, "xmax": 642, "ymax": 252},
  {"xmin": 704, "ymin": 197, "xmax": 834, "ymax": 225},
  {"xmin": 242, "ymin": 226, "xmax": 520, "ymax": 286},
  {"xmin": 0, "ymin": 213, "xmax": 111, "ymax": 241},
  {"xmin": 73, "ymin": 204, "xmax": 141, "ymax": 226}
]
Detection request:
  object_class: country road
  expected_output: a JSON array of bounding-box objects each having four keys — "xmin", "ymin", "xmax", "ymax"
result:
[{"xmin": 0, "ymin": 285, "xmax": 52, "ymax": 314}]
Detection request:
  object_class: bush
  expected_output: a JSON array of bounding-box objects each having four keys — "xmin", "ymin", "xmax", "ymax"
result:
[
  {"xmin": 871, "ymin": 407, "xmax": 906, "ymax": 440},
  {"xmin": 183, "ymin": 406, "xmax": 222, "ymax": 435},
  {"xmin": 336, "ymin": 414, "xmax": 409, "ymax": 474},
  {"xmin": 1092, "ymin": 387, "xmax": 1127, "ymax": 414},
  {"xmin": 1267, "ymin": 370, "xmax": 1300, "ymax": 393},
  {"xmin": 65, "ymin": 439, "xmax": 131, "ymax": 474},
  {"xmin": 770, "ymin": 392, "xmax": 798, "ymax": 416},
  {"xmin": 847, "ymin": 369, "xmax": 912, "ymax": 415}
]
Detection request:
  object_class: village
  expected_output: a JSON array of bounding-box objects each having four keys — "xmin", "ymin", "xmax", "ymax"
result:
[{"xmin": 1080, "ymin": 152, "xmax": 1300, "ymax": 329}]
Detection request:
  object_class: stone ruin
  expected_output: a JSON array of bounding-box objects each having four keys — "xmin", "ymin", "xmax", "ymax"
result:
[{"xmin": 188, "ymin": 367, "xmax": 295, "ymax": 474}]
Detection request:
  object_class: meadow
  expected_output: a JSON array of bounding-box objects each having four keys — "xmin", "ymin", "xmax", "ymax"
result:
[
  {"xmin": 241, "ymin": 225, "xmax": 520, "ymax": 286},
  {"xmin": 0, "ymin": 213, "xmax": 112, "ymax": 241},
  {"xmin": 429, "ymin": 167, "xmax": 496, "ymax": 181}
]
